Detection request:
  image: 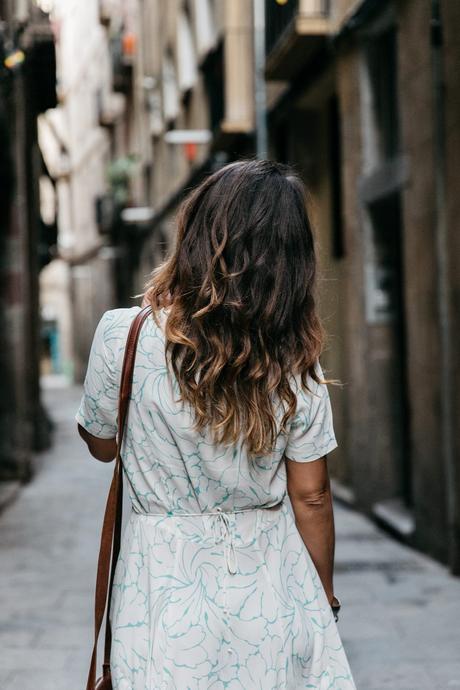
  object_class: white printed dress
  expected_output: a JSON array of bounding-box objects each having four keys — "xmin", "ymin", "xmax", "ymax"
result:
[{"xmin": 76, "ymin": 306, "xmax": 357, "ymax": 690}]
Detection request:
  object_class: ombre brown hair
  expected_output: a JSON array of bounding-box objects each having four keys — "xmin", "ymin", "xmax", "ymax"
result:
[{"xmin": 144, "ymin": 159, "xmax": 327, "ymax": 457}]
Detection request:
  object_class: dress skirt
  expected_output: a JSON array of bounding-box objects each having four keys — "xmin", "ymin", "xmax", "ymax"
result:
[{"xmin": 109, "ymin": 498, "xmax": 357, "ymax": 690}]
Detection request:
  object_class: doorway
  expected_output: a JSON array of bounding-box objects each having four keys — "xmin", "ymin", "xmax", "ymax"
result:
[{"xmin": 366, "ymin": 191, "xmax": 412, "ymax": 509}]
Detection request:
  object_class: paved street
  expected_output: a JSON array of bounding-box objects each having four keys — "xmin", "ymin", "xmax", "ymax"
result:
[{"xmin": 0, "ymin": 382, "xmax": 459, "ymax": 690}]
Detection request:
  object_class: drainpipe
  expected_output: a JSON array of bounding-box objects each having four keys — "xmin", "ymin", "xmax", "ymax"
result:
[
  {"xmin": 430, "ymin": 0, "xmax": 458, "ymax": 573},
  {"xmin": 253, "ymin": 0, "xmax": 268, "ymax": 159}
]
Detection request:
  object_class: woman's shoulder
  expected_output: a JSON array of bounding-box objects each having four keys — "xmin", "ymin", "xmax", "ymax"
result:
[
  {"xmin": 99, "ymin": 305, "xmax": 167, "ymax": 330},
  {"xmin": 289, "ymin": 360, "xmax": 326, "ymax": 397},
  {"xmin": 94, "ymin": 305, "xmax": 166, "ymax": 365},
  {"xmin": 99, "ymin": 305, "xmax": 142, "ymax": 329},
  {"xmin": 93, "ymin": 307, "xmax": 143, "ymax": 362}
]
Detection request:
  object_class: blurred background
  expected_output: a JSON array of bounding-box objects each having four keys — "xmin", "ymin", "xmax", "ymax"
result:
[{"xmin": 0, "ymin": 1, "xmax": 460, "ymax": 688}]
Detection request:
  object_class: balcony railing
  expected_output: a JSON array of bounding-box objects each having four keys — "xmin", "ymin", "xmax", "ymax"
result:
[
  {"xmin": 265, "ymin": 0, "xmax": 330, "ymax": 79},
  {"xmin": 265, "ymin": 0, "xmax": 299, "ymax": 56}
]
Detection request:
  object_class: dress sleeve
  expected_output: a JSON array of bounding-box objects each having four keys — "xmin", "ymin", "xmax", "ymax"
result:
[
  {"xmin": 75, "ymin": 311, "xmax": 120, "ymax": 439},
  {"xmin": 284, "ymin": 361, "xmax": 338, "ymax": 463}
]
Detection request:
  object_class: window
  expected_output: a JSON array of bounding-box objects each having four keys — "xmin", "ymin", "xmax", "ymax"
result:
[
  {"xmin": 365, "ymin": 26, "xmax": 400, "ymax": 160},
  {"xmin": 177, "ymin": 4, "xmax": 198, "ymax": 92},
  {"xmin": 328, "ymin": 95, "xmax": 344, "ymax": 259},
  {"xmin": 162, "ymin": 51, "xmax": 179, "ymax": 122}
]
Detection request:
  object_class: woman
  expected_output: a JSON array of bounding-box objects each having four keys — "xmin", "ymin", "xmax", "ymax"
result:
[{"xmin": 76, "ymin": 160, "xmax": 356, "ymax": 689}]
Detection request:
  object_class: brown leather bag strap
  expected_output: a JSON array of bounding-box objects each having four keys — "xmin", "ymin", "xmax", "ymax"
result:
[{"xmin": 86, "ymin": 305, "xmax": 153, "ymax": 690}]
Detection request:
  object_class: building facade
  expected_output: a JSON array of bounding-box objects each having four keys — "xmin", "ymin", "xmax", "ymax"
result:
[
  {"xmin": 36, "ymin": 0, "xmax": 258, "ymax": 384},
  {"xmin": 265, "ymin": 0, "xmax": 460, "ymax": 572},
  {"xmin": 123, "ymin": 0, "xmax": 257, "ymax": 290},
  {"xmin": 39, "ymin": 0, "xmax": 136, "ymax": 382},
  {"xmin": 0, "ymin": 0, "xmax": 56, "ymax": 488}
]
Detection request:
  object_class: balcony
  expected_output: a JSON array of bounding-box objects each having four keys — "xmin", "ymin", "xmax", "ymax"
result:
[{"xmin": 265, "ymin": 0, "xmax": 330, "ymax": 80}]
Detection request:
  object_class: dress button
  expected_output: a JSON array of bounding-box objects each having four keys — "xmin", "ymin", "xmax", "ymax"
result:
[{"xmin": 227, "ymin": 648, "xmax": 234, "ymax": 654}]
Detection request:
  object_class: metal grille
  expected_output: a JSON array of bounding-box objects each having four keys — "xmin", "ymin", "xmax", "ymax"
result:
[
  {"xmin": 265, "ymin": 0, "xmax": 299, "ymax": 56},
  {"xmin": 265, "ymin": 0, "xmax": 330, "ymax": 56}
]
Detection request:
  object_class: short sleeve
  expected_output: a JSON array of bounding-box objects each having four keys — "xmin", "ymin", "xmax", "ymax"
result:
[
  {"xmin": 284, "ymin": 361, "xmax": 338, "ymax": 463},
  {"xmin": 75, "ymin": 311, "xmax": 120, "ymax": 439}
]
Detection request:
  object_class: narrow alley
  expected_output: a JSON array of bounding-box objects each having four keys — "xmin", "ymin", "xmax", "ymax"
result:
[{"xmin": 0, "ymin": 383, "xmax": 459, "ymax": 690}]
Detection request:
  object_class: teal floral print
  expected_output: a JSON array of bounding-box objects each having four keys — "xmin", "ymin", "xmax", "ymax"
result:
[{"xmin": 76, "ymin": 307, "xmax": 356, "ymax": 690}]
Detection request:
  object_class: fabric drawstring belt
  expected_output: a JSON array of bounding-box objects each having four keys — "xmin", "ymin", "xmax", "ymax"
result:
[
  {"xmin": 213, "ymin": 507, "xmax": 238, "ymax": 574},
  {"xmin": 131, "ymin": 501, "xmax": 284, "ymax": 575}
]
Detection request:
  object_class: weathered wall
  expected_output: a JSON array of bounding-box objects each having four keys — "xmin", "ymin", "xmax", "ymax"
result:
[{"xmin": 396, "ymin": 0, "xmax": 446, "ymax": 560}]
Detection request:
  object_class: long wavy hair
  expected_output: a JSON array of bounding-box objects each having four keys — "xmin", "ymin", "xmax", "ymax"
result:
[{"xmin": 144, "ymin": 159, "xmax": 328, "ymax": 457}]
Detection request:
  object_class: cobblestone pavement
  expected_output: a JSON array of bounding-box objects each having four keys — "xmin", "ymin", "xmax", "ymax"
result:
[{"xmin": 0, "ymin": 382, "xmax": 459, "ymax": 690}]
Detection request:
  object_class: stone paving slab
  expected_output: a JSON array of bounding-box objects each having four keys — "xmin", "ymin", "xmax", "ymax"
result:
[
  {"xmin": 333, "ymin": 490, "xmax": 460, "ymax": 689},
  {"xmin": 0, "ymin": 383, "xmax": 459, "ymax": 689},
  {"xmin": 0, "ymin": 384, "xmax": 113, "ymax": 690}
]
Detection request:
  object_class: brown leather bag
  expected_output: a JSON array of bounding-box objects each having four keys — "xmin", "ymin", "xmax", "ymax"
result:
[{"xmin": 85, "ymin": 305, "xmax": 153, "ymax": 690}]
